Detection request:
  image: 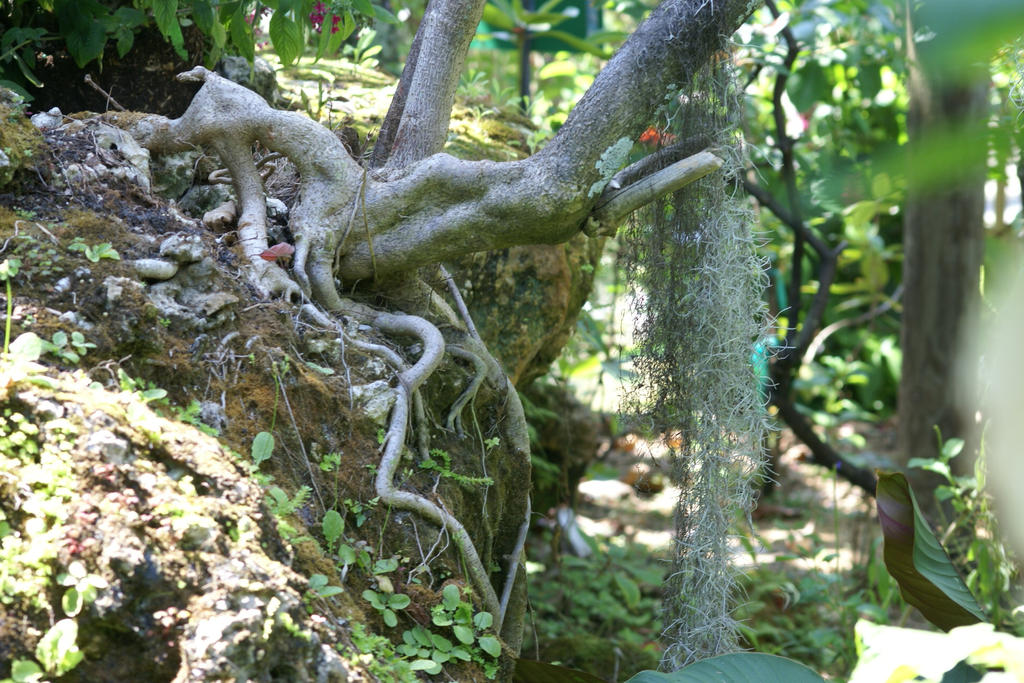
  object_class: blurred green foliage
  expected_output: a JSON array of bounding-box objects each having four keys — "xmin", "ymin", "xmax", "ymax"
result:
[{"xmin": 0, "ymin": 0, "xmax": 395, "ymax": 97}]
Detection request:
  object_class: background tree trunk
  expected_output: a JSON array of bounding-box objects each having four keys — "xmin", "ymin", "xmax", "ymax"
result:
[{"xmin": 899, "ymin": 8, "xmax": 988, "ymax": 510}]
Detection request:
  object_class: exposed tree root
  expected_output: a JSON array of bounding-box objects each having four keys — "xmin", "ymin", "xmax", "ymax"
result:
[
  {"xmin": 445, "ymin": 345, "xmax": 487, "ymax": 434},
  {"xmin": 127, "ymin": 63, "xmax": 549, "ymax": 647},
  {"xmin": 299, "ymin": 299, "xmax": 521, "ymax": 625}
]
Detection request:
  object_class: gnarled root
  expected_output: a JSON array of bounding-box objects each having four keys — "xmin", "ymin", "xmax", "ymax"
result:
[{"xmin": 128, "ymin": 66, "xmax": 361, "ymax": 305}]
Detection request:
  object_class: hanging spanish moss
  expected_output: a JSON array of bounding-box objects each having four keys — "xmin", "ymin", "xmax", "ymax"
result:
[{"xmin": 622, "ymin": 29, "xmax": 770, "ymax": 669}]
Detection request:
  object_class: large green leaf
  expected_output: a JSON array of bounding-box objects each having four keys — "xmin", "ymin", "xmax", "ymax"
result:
[
  {"xmin": 875, "ymin": 471, "xmax": 986, "ymax": 630},
  {"xmin": 625, "ymin": 653, "xmax": 825, "ymax": 682},
  {"xmin": 481, "ymin": 2, "xmax": 518, "ymax": 31},
  {"xmin": 229, "ymin": 8, "xmax": 255, "ymax": 63},
  {"xmin": 152, "ymin": 0, "xmax": 187, "ymax": 58},
  {"xmin": 268, "ymin": 11, "xmax": 303, "ymax": 66}
]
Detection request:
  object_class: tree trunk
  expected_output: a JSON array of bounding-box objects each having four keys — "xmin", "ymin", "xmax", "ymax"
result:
[{"xmin": 899, "ymin": 7, "xmax": 987, "ymax": 510}]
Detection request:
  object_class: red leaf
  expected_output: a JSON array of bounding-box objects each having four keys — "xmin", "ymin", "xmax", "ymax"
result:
[{"xmin": 260, "ymin": 243, "xmax": 295, "ymax": 261}]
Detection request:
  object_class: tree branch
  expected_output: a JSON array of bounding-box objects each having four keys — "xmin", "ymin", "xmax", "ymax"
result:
[
  {"xmin": 586, "ymin": 151, "xmax": 725, "ymax": 236},
  {"xmin": 772, "ymin": 396, "xmax": 878, "ymax": 495},
  {"xmin": 132, "ymin": 1, "xmax": 763, "ymax": 303},
  {"xmin": 380, "ymin": 0, "xmax": 488, "ymax": 169},
  {"xmin": 368, "ymin": 13, "xmax": 426, "ymax": 169}
]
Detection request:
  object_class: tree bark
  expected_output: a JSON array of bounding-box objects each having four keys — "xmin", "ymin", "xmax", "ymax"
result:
[{"xmin": 899, "ymin": 6, "xmax": 987, "ymax": 509}]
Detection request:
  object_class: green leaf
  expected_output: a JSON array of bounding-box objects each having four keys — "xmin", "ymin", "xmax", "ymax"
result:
[
  {"xmin": 372, "ymin": 5, "xmax": 400, "ymax": 24},
  {"xmin": 191, "ymin": 1, "xmax": 215, "ymax": 33},
  {"xmin": 876, "ymin": 471, "xmax": 987, "ymax": 630},
  {"xmin": 352, "ymin": 0, "xmax": 373, "ymax": 17},
  {"xmin": 624, "ymin": 653, "xmax": 825, "ymax": 682},
  {"xmin": 230, "ymin": 10, "xmax": 255, "ymax": 62},
  {"xmin": 268, "ymin": 11, "xmax": 304, "ymax": 66},
  {"xmin": 412, "ymin": 626, "xmax": 433, "ymax": 647},
  {"xmin": 452, "ymin": 624, "xmax": 474, "ymax": 645},
  {"xmin": 388, "ymin": 593, "xmax": 411, "ymax": 609},
  {"xmin": 441, "ymin": 583, "xmax": 461, "ymax": 609},
  {"xmin": 477, "ymin": 634, "xmax": 502, "ymax": 658},
  {"xmin": 334, "ymin": 13, "xmax": 355, "ymax": 44},
  {"xmin": 9, "ymin": 332, "xmax": 44, "ymax": 361},
  {"xmin": 251, "ymin": 431, "xmax": 274, "ymax": 466},
  {"xmin": 473, "ymin": 611, "xmax": 493, "ymax": 630},
  {"xmin": 361, "ymin": 589, "xmax": 384, "ymax": 608},
  {"xmin": 410, "ymin": 659, "xmax": 442, "ymax": 674},
  {"xmin": 315, "ymin": 10, "xmax": 333, "ymax": 60},
  {"xmin": 152, "ymin": 0, "xmax": 179, "ymax": 38},
  {"xmin": 481, "ymin": 4, "xmax": 517, "ymax": 31},
  {"xmin": 373, "ymin": 557, "xmax": 398, "ymax": 574},
  {"xmin": 322, "ymin": 509, "xmax": 344, "ymax": 547},
  {"xmin": 10, "ymin": 659, "xmax": 43, "ymax": 682},
  {"xmin": 61, "ymin": 587, "xmax": 83, "ymax": 617},
  {"xmin": 531, "ymin": 30, "xmax": 611, "ymax": 58},
  {"xmin": 152, "ymin": 0, "xmax": 187, "ymax": 58},
  {"xmin": 613, "ymin": 572, "xmax": 641, "ymax": 608},
  {"xmin": 114, "ymin": 26, "xmax": 135, "ymax": 58},
  {"xmin": 789, "ymin": 60, "xmax": 828, "ymax": 112},
  {"xmin": 431, "ymin": 633, "xmax": 453, "ymax": 651},
  {"xmin": 140, "ymin": 388, "xmax": 167, "ymax": 402},
  {"xmin": 35, "ymin": 619, "xmax": 82, "ymax": 676},
  {"xmin": 63, "ymin": 18, "xmax": 107, "ymax": 68},
  {"xmin": 382, "ymin": 608, "xmax": 397, "ymax": 627}
]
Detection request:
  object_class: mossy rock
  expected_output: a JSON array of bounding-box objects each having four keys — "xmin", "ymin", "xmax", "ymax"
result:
[{"xmin": 0, "ymin": 89, "xmax": 45, "ymax": 189}]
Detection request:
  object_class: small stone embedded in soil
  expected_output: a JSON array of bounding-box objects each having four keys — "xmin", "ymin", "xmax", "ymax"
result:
[
  {"xmin": 104, "ymin": 276, "xmax": 146, "ymax": 306},
  {"xmin": 199, "ymin": 401, "xmax": 227, "ymax": 433},
  {"xmin": 86, "ymin": 429, "xmax": 132, "ymax": 464},
  {"xmin": 159, "ymin": 234, "xmax": 205, "ymax": 264},
  {"xmin": 30, "ymin": 107, "xmax": 63, "ymax": 130},
  {"xmin": 131, "ymin": 258, "xmax": 179, "ymax": 281},
  {"xmin": 266, "ymin": 197, "xmax": 288, "ymax": 221},
  {"xmin": 351, "ymin": 380, "xmax": 397, "ymax": 426}
]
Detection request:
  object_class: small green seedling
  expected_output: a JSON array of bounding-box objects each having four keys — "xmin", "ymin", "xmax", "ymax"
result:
[
  {"xmin": 344, "ymin": 497, "xmax": 377, "ymax": 528},
  {"xmin": 116, "ymin": 369, "xmax": 168, "ymax": 402},
  {"xmin": 321, "ymin": 508, "xmax": 360, "ymax": 571},
  {"xmin": 34, "ymin": 619, "xmax": 83, "ymax": 677},
  {"xmin": 420, "ymin": 449, "xmax": 493, "ymax": 488},
  {"xmin": 363, "ymin": 588, "xmax": 411, "ymax": 627},
  {"xmin": 319, "ymin": 451, "xmax": 342, "ymax": 472},
  {"xmin": 67, "ymin": 238, "xmax": 120, "ymax": 263},
  {"xmin": 45, "ymin": 331, "xmax": 95, "ymax": 364},
  {"xmin": 425, "ymin": 584, "xmax": 502, "ymax": 677},
  {"xmin": 397, "ymin": 625, "xmax": 469, "ymax": 675},
  {"xmin": 57, "ymin": 560, "xmax": 108, "ymax": 617}
]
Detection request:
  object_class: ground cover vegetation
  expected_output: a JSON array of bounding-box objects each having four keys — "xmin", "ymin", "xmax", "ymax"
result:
[{"xmin": 0, "ymin": 0, "xmax": 1023, "ymax": 682}]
